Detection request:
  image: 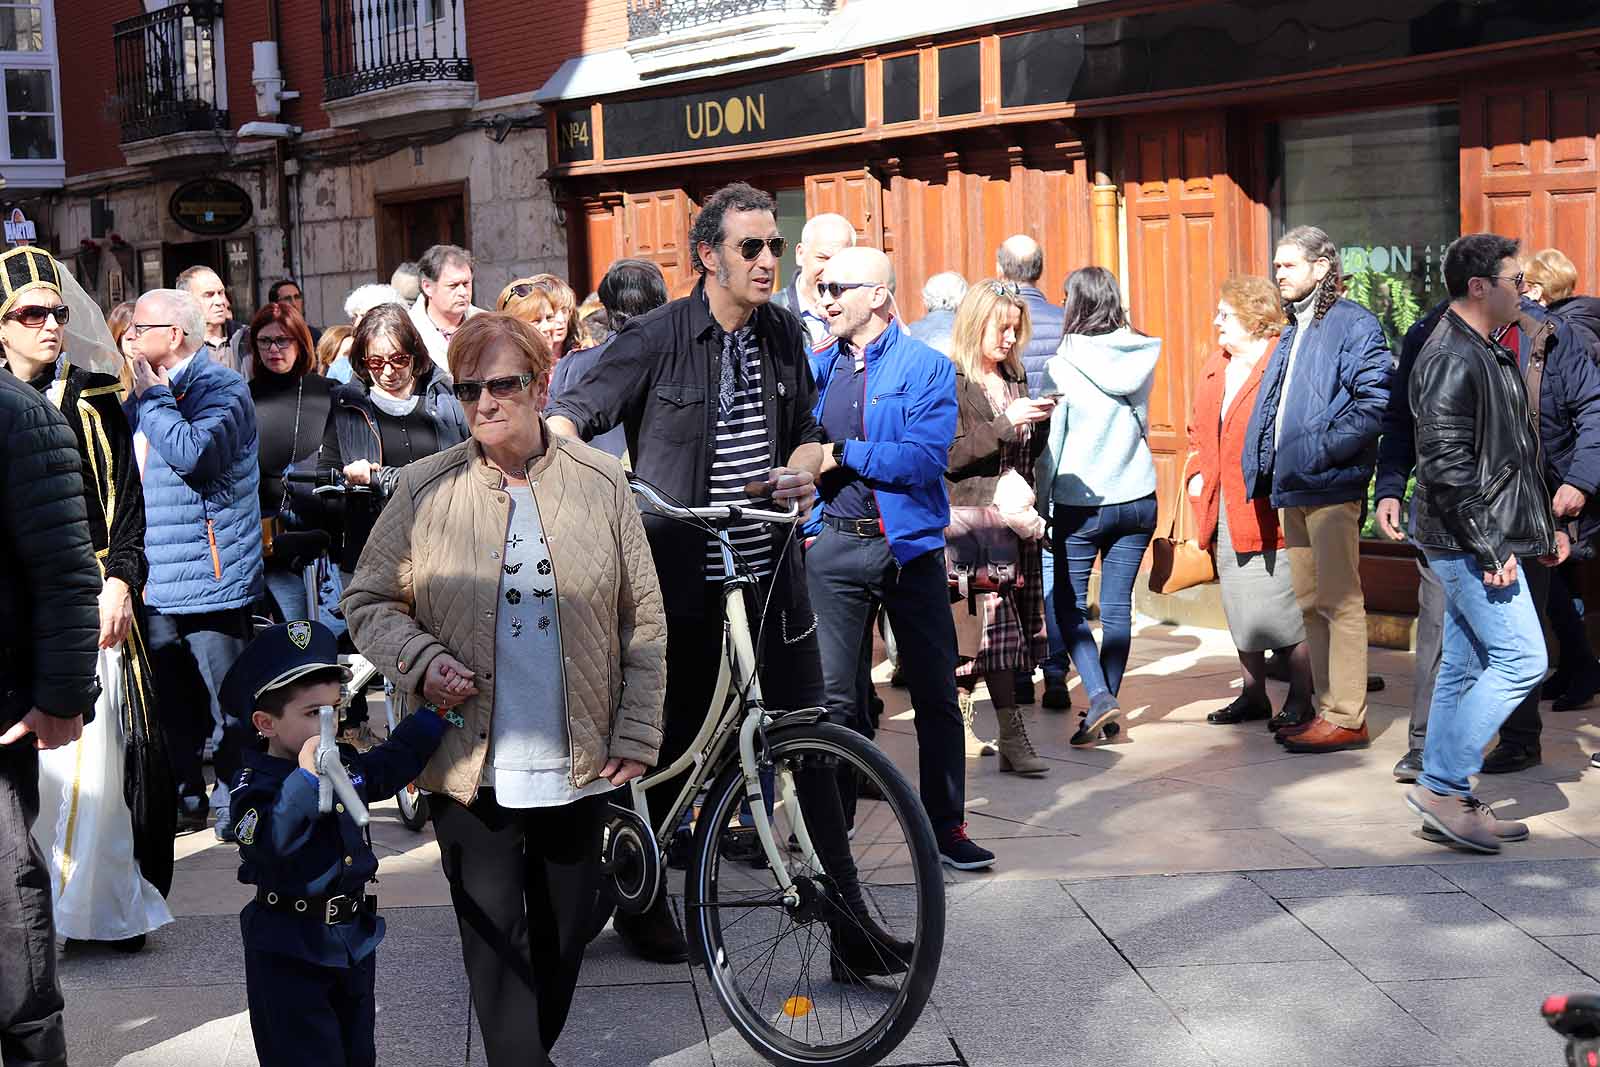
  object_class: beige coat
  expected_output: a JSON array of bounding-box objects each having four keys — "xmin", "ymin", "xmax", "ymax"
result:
[{"xmin": 342, "ymin": 428, "xmax": 667, "ymax": 805}]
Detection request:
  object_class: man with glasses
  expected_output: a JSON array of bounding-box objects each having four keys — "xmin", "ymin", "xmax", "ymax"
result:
[
  {"xmin": 267, "ymin": 277, "xmax": 321, "ymax": 343},
  {"xmin": 409, "ymin": 245, "xmax": 483, "ymax": 369},
  {"xmin": 548, "ymin": 182, "xmax": 834, "ymax": 964},
  {"xmin": 806, "ymin": 246, "xmax": 994, "ymax": 871},
  {"xmin": 1405, "ymin": 234, "xmax": 1562, "ymax": 853},
  {"xmin": 125, "ymin": 288, "xmax": 263, "ymax": 840}
]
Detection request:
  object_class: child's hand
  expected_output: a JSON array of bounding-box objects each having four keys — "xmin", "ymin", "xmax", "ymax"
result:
[{"xmin": 298, "ymin": 734, "xmax": 322, "ymax": 776}]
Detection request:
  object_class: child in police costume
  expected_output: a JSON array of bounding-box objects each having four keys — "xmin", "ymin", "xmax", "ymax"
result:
[{"xmin": 221, "ymin": 620, "xmax": 450, "ymax": 1066}]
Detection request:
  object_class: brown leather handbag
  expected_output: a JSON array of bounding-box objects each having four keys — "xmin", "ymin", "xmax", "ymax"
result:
[
  {"xmin": 1146, "ymin": 492, "xmax": 1214, "ymax": 595},
  {"xmin": 945, "ymin": 505, "xmax": 1023, "ymax": 597}
]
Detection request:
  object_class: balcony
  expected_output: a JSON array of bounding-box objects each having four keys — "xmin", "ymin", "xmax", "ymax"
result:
[
  {"xmin": 320, "ymin": 0, "xmax": 476, "ymax": 131},
  {"xmin": 113, "ymin": 2, "xmax": 229, "ymax": 163},
  {"xmin": 625, "ymin": 0, "xmax": 836, "ymax": 76}
]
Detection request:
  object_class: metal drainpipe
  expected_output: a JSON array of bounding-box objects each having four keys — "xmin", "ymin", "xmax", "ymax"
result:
[{"xmin": 1090, "ymin": 119, "xmax": 1119, "ymax": 273}]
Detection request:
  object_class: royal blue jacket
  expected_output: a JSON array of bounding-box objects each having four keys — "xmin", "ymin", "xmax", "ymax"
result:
[
  {"xmin": 127, "ymin": 351, "xmax": 263, "ymax": 613},
  {"xmin": 809, "ymin": 321, "xmax": 956, "ymax": 565},
  {"xmin": 1242, "ymin": 297, "xmax": 1393, "ymax": 508}
]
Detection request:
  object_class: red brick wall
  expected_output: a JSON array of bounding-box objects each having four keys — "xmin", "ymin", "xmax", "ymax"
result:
[
  {"xmin": 275, "ymin": 0, "xmax": 329, "ymax": 133},
  {"xmin": 60, "ymin": 0, "xmax": 140, "ymax": 177},
  {"xmin": 470, "ymin": 0, "xmax": 629, "ymax": 101}
]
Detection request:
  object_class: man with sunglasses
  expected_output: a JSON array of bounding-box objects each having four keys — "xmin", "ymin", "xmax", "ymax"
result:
[
  {"xmin": 772, "ymin": 212, "xmax": 856, "ymax": 348},
  {"xmin": 125, "ymin": 287, "xmax": 263, "ymax": 841},
  {"xmin": 548, "ymin": 182, "xmax": 834, "ymax": 964},
  {"xmin": 1405, "ymin": 234, "xmax": 1562, "ymax": 853}
]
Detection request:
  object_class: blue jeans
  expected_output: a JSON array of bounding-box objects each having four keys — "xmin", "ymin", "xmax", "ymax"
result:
[
  {"xmin": 1039, "ymin": 546, "xmax": 1069, "ymax": 680},
  {"xmin": 263, "ymin": 566, "xmax": 310, "ymax": 623},
  {"xmin": 1052, "ymin": 495, "xmax": 1158, "ymax": 702},
  {"xmin": 1419, "ymin": 549, "xmax": 1547, "ymax": 797}
]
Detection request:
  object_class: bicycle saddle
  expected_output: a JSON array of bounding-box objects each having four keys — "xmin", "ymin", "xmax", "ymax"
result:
[{"xmin": 272, "ymin": 529, "xmax": 332, "ymax": 570}]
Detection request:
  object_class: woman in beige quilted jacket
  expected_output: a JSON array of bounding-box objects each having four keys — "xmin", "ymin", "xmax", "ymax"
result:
[{"xmin": 342, "ymin": 313, "xmax": 666, "ymax": 1067}]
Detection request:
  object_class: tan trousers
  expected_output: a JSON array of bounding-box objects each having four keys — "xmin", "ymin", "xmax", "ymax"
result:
[{"xmin": 1281, "ymin": 501, "xmax": 1368, "ymax": 729}]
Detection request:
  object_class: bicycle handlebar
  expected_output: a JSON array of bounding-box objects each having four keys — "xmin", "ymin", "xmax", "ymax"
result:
[
  {"xmin": 628, "ymin": 475, "xmax": 800, "ymax": 525},
  {"xmin": 285, "ymin": 468, "xmax": 371, "ymax": 495}
]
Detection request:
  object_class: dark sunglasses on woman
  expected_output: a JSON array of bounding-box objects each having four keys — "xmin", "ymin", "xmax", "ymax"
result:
[
  {"xmin": 4, "ymin": 304, "xmax": 69, "ymax": 327},
  {"xmin": 499, "ymin": 282, "xmax": 537, "ymax": 310},
  {"xmin": 452, "ymin": 372, "xmax": 534, "ymax": 404}
]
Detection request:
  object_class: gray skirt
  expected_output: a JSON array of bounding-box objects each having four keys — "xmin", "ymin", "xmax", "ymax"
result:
[{"xmin": 1217, "ymin": 501, "xmax": 1306, "ymax": 653}]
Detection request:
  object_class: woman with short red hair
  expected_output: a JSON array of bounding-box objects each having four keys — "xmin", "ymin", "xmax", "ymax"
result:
[{"xmin": 248, "ymin": 299, "xmax": 336, "ymax": 621}]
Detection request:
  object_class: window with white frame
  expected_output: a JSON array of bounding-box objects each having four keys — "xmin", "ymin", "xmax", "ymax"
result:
[{"xmin": 0, "ymin": 0, "xmax": 60, "ymax": 180}]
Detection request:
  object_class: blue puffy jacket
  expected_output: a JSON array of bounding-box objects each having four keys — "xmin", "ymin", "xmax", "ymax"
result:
[
  {"xmin": 809, "ymin": 320, "xmax": 957, "ymax": 565},
  {"xmin": 1017, "ymin": 285, "xmax": 1064, "ymax": 397},
  {"xmin": 1242, "ymin": 298, "xmax": 1393, "ymax": 508},
  {"xmin": 127, "ymin": 351, "xmax": 263, "ymax": 613}
]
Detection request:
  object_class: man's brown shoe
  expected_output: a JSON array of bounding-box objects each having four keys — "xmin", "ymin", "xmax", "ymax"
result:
[
  {"xmin": 1405, "ymin": 786, "xmax": 1501, "ymax": 853},
  {"xmin": 1282, "ymin": 718, "xmax": 1370, "ymax": 753},
  {"xmin": 1272, "ymin": 718, "xmax": 1319, "ymax": 745}
]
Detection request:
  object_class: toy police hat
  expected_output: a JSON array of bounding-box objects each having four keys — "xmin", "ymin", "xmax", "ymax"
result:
[{"xmin": 221, "ymin": 621, "xmax": 351, "ymax": 719}]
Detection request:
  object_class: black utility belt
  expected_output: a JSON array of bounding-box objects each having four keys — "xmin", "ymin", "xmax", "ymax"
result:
[
  {"xmin": 255, "ymin": 888, "xmax": 376, "ymax": 925},
  {"xmin": 822, "ymin": 514, "xmax": 884, "ymax": 537}
]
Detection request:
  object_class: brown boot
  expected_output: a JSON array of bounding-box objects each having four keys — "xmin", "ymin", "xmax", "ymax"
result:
[
  {"xmin": 1281, "ymin": 717, "xmax": 1370, "ymax": 753},
  {"xmin": 994, "ymin": 707, "xmax": 1050, "ymax": 777},
  {"xmin": 1405, "ymin": 786, "xmax": 1501, "ymax": 854},
  {"xmin": 959, "ymin": 689, "xmax": 996, "ymax": 757}
]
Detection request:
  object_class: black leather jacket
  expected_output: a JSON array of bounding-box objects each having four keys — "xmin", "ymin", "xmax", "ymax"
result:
[{"xmin": 1411, "ymin": 309, "xmax": 1556, "ymax": 569}]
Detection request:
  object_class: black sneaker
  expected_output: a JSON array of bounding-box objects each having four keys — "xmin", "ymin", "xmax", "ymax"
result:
[
  {"xmin": 1554, "ymin": 662, "xmax": 1600, "ymax": 712},
  {"xmin": 1041, "ymin": 675, "xmax": 1072, "ymax": 711},
  {"xmin": 938, "ymin": 823, "xmax": 995, "ymax": 870},
  {"xmin": 1392, "ymin": 748, "xmax": 1424, "ymax": 783},
  {"xmin": 830, "ymin": 911, "xmax": 913, "ymax": 982},
  {"xmin": 1481, "ymin": 744, "xmax": 1541, "ymax": 775}
]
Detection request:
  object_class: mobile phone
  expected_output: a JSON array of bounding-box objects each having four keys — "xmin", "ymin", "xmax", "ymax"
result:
[{"xmin": 1041, "ymin": 390, "xmax": 1064, "ymax": 400}]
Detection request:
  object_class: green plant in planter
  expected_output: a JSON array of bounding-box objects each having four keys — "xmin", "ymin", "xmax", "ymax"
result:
[{"xmin": 1345, "ymin": 269, "xmax": 1424, "ymax": 352}]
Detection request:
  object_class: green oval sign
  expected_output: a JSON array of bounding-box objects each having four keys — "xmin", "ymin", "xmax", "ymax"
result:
[{"xmin": 169, "ymin": 178, "xmax": 253, "ymax": 236}]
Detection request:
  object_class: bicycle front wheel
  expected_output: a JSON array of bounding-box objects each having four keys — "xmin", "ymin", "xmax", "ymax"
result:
[{"xmin": 686, "ymin": 722, "xmax": 944, "ymax": 1067}]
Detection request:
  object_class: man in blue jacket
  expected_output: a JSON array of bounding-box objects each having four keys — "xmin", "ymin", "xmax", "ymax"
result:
[
  {"xmin": 127, "ymin": 288, "xmax": 263, "ymax": 840},
  {"xmin": 1243, "ymin": 226, "xmax": 1393, "ymax": 754},
  {"xmin": 805, "ymin": 246, "xmax": 993, "ymax": 871}
]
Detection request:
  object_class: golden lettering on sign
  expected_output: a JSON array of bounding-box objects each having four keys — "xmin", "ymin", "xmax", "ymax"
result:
[
  {"xmin": 686, "ymin": 94, "xmax": 768, "ymax": 141},
  {"xmin": 559, "ymin": 118, "xmax": 591, "ymax": 152}
]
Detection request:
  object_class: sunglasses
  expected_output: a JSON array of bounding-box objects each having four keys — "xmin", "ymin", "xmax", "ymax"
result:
[
  {"xmin": 499, "ymin": 282, "xmax": 537, "ymax": 309},
  {"xmin": 817, "ymin": 281, "xmax": 874, "ymax": 301},
  {"xmin": 364, "ymin": 353, "xmax": 412, "ymax": 371},
  {"xmin": 257, "ymin": 335, "xmax": 297, "ymax": 351},
  {"xmin": 988, "ymin": 281, "xmax": 1021, "ymax": 298},
  {"xmin": 1483, "ymin": 271, "xmax": 1527, "ymax": 292},
  {"xmin": 452, "ymin": 372, "xmax": 534, "ymax": 404},
  {"xmin": 725, "ymin": 237, "xmax": 786, "ymax": 261},
  {"xmin": 6, "ymin": 304, "xmax": 70, "ymax": 327}
]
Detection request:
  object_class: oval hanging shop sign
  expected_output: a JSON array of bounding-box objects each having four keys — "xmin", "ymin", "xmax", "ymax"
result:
[{"xmin": 169, "ymin": 178, "xmax": 253, "ymax": 236}]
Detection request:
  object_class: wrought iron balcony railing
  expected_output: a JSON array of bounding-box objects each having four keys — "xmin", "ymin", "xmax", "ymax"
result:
[
  {"xmin": 113, "ymin": 2, "xmax": 228, "ymax": 143},
  {"xmin": 627, "ymin": 0, "xmax": 836, "ymax": 41},
  {"xmin": 320, "ymin": 0, "xmax": 474, "ymax": 103}
]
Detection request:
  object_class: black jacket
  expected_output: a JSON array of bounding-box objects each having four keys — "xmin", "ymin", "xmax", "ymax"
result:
[
  {"xmin": 1410, "ymin": 309, "xmax": 1556, "ymax": 569},
  {"xmin": 547, "ymin": 278, "xmax": 825, "ymax": 615},
  {"xmin": 0, "ymin": 369, "xmax": 101, "ymax": 724}
]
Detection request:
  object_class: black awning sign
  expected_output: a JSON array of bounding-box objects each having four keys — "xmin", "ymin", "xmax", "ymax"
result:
[
  {"xmin": 594, "ymin": 65, "xmax": 866, "ymax": 162},
  {"xmin": 169, "ymin": 178, "xmax": 253, "ymax": 236}
]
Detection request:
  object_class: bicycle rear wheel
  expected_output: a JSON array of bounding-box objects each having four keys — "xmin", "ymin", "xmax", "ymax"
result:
[{"xmin": 686, "ymin": 722, "xmax": 943, "ymax": 1067}]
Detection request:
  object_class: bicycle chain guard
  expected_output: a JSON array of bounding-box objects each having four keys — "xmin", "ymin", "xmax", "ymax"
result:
[{"xmin": 600, "ymin": 802, "xmax": 661, "ymax": 917}]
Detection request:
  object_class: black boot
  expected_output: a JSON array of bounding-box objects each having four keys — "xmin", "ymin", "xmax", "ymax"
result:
[
  {"xmin": 830, "ymin": 910, "xmax": 913, "ymax": 982},
  {"xmin": 613, "ymin": 892, "xmax": 688, "ymax": 964}
]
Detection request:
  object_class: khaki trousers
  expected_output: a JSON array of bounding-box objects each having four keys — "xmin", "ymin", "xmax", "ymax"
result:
[{"xmin": 1281, "ymin": 501, "xmax": 1368, "ymax": 729}]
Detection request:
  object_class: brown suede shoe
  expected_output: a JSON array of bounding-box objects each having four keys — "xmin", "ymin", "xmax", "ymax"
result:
[
  {"xmin": 1405, "ymin": 786, "xmax": 1501, "ymax": 853},
  {"xmin": 1420, "ymin": 796, "xmax": 1528, "ymax": 843},
  {"xmin": 1281, "ymin": 718, "xmax": 1370, "ymax": 753}
]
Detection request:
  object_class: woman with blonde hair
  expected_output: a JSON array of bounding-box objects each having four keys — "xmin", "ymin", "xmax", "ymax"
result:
[
  {"xmin": 498, "ymin": 274, "xmax": 581, "ymax": 363},
  {"xmin": 944, "ymin": 280, "xmax": 1055, "ymax": 776},
  {"xmin": 315, "ymin": 321, "xmax": 353, "ymax": 377},
  {"xmin": 1186, "ymin": 276, "xmax": 1314, "ymax": 727}
]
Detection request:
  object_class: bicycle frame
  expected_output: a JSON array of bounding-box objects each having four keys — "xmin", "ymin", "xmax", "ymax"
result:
[{"xmin": 619, "ymin": 520, "xmax": 816, "ymax": 894}]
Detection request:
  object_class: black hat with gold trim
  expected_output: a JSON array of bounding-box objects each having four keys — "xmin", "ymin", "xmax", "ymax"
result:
[
  {"xmin": 220, "ymin": 621, "xmax": 351, "ymax": 720},
  {"xmin": 0, "ymin": 245, "xmax": 61, "ymax": 322}
]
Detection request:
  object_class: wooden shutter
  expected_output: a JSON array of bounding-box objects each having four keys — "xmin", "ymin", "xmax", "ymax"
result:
[
  {"xmin": 804, "ymin": 170, "xmax": 884, "ymax": 248},
  {"xmin": 1462, "ymin": 83, "xmax": 1600, "ymax": 292},
  {"xmin": 625, "ymin": 189, "xmax": 695, "ymax": 294}
]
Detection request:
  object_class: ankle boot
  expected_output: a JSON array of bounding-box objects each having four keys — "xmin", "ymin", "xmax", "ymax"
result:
[
  {"xmin": 994, "ymin": 706, "xmax": 1050, "ymax": 776},
  {"xmin": 830, "ymin": 910, "xmax": 914, "ymax": 982},
  {"xmin": 959, "ymin": 689, "xmax": 996, "ymax": 756},
  {"xmin": 613, "ymin": 891, "xmax": 688, "ymax": 964}
]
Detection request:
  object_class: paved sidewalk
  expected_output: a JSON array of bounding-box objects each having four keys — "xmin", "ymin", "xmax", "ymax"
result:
[{"xmin": 60, "ymin": 623, "xmax": 1600, "ymax": 1066}]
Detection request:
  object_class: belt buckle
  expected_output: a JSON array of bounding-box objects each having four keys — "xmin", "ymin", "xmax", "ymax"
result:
[{"xmin": 324, "ymin": 894, "xmax": 348, "ymax": 925}]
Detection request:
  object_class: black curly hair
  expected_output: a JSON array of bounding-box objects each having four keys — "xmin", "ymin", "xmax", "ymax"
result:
[{"xmin": 688, "ymin": 182, "xmax": 777, "ymax": 277}]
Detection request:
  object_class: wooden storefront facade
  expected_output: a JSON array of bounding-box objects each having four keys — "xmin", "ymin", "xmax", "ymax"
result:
[{"xmin": 543, "ymin": 1, "xmax": 1600, "ymax": 621}]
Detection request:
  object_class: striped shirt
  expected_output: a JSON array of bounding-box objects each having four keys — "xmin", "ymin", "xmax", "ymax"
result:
[{"xmin": 706, "ymin": 335, "xmax": 773, "ymax": 580}]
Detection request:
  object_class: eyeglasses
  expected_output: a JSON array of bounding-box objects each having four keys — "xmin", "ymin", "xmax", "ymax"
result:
[
  {"xmin": 5, "ymin": 304, "xmax": 70, "ymax": 327},
  {"xmin": 1483, "ymin": 271, "xmax": 1528, "ymax": 293},
  {"xmin": 452, "ymin": 372, "xmax": 534, "ymax": 404},
  {"xmin": 724, "ymin": 237, "xmax": 786, "ymax": 261},
  {"xmin": 128, "ymin": 322, "xmax": 180, "ymax": 338},
  {"xmin": 988, "ymin": 282, "xmax": 1021, "ymax": 298},
  {"xmin": 817, "ymin": 281, "xmax": 874, "ymax": 301},
  {"xmin": 257, "ymin": 336, "xmax": 296, "ymax": 351},
  {"xmin": 363, "ymin": 353, "xmax": 412, "ymax": 371}
]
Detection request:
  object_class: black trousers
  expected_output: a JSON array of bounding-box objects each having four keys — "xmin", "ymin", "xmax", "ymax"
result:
[
  {"xmin": 0, "ymin": 745, "xmax": 65, "ymax": 1067},
  {"xmin": 145, "ymin": 607, "xmax": 251, "ymax": 808},
  {"xmin": 431, "ymin": 791, "xmax": 606, "ymax": 1067},
  {"xmin": 245, "ymin": 948, "xmax": 375, "ymax": 1067},
  {"xmin": 1499, "ymin": 555, "xmax": 1550, "ymax": 750},
  {"xmin": 806, "ymin": 529, "xmax": 965, "ymax": 833}
]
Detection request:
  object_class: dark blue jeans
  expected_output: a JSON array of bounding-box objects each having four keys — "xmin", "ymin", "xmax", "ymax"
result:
[{"xmin": 1052, "ymin": 494, "xmax": 1158, "ymax": 703}]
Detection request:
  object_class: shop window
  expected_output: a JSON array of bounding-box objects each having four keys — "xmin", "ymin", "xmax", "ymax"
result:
[
  {"xmin": 775, "ymin": 187, "xmax": 805, "ymax": 289},
  {"xmin": 937, "ymin": 43, "xmax": 979, "ymax": 117},
  {"xmin": 1269, "ymin": 104, "xmax": 1460, "ymax": 535}
]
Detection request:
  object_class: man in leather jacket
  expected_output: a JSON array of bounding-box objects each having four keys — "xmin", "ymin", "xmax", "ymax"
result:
[{"xmin": 1405, "ymin": 234, "xmax": 1559, "ymax": 855}]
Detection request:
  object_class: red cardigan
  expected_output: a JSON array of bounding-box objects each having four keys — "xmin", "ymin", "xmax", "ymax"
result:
[{"xmin": 1184, "ymin": 346, "xmax": 1284, "ymax": 554}]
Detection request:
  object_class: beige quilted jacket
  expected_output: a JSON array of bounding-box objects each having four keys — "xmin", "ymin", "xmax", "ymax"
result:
[{"xmin": 342, "ymin": 429, "xmax": 666, "ymax": 804}]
